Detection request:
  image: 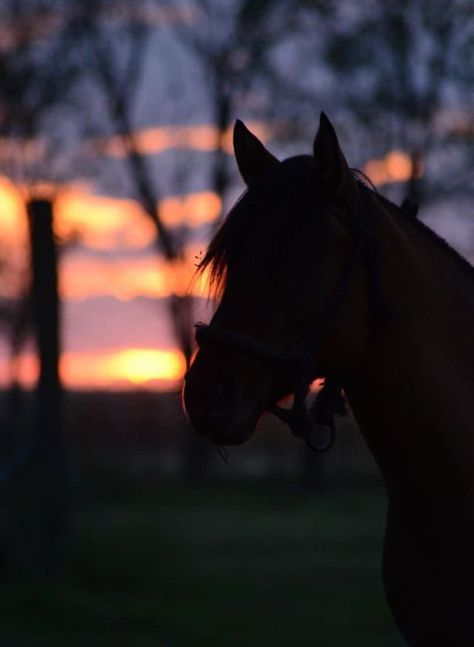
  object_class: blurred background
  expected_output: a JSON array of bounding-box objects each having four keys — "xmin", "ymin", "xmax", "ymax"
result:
[{"xmin": 0, "ymin": 0, "xmax": 472, "ymax": 644}]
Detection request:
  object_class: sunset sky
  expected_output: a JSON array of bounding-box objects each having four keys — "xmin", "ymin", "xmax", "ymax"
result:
[
  {"xmin": 1, "ymin": 1, "xmax": 472, "ymax": 394},
  {"xmin": 0, "ymin": 122, "xmax": 472, "ymax": 392},
  {"xmin": 0, "ymin": 138, "xmax": 216, "ymax": 391}
]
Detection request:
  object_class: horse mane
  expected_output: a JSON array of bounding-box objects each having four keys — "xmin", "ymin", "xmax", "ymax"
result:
[
  {"xmin": 198, "ymin": 159, "xmax": 474, "ymax": 299},
  {"xmin": 372, "ymin": 189, "xmax": 474, "ymax": 284}
]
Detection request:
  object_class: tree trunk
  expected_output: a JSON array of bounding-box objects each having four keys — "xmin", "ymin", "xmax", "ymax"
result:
[{"xmin": 4, "ymin": 198, "xmax": 68, "ymax": 578}]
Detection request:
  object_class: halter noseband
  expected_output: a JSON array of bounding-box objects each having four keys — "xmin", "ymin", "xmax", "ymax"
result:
[{"xmin": 195, "ymin": 189, "xmax": 388, "ymax": 452}]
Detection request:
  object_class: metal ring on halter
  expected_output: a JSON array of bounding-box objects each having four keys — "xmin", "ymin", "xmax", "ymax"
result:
[
  {"xmin": 268, "ymin": 401, "xmax": 336, "ymax": 453},
  {"xmin": 304, "ymin": 424, "xmax": 336, "ymax": 453}
]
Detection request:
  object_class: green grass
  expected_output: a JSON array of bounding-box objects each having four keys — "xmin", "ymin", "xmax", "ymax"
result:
[{"xmin": 0, "ymin": 478, "xmax": 403, "ymax": 646}]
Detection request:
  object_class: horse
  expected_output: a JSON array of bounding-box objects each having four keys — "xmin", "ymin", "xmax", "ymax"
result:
[{"xmin": 183, "ymin": 113, "xmax": 474, "ymax": 646}]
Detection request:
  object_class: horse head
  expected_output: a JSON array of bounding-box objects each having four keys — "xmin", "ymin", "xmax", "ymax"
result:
[{"xmin": 183, "ymin": 114, "xmax": 373, "ymax": 446}]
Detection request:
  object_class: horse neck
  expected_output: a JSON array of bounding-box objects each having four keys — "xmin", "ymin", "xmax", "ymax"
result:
[{"xmin": 344, "ymin": 203, "xmax": 474, "ymax": 502}]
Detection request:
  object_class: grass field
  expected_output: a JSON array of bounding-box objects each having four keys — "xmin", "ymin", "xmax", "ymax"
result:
[{"xmin": 0, "ymin": 472, "xmax": 404, "ymax": 646}]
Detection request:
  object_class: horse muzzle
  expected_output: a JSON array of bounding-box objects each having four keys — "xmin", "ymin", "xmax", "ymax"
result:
[{"xmin": 183, "ymin": 372, "xmax": 263, "ymax": 445}]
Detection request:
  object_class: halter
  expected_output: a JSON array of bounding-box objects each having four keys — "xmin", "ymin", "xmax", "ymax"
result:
[{"xmin": 195, "ymin": 187, "xmax": 389, "ymax": 451}]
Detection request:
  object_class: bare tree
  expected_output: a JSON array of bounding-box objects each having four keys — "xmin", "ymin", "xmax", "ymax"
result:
[
  {"xmin": 74, "ymin": 1, "xmax": 197, "ymax": 354},
  {"xmin": 296, "ymin": 0, "xmax": 474, "ymax": 203},
  {"xmin": 176, "ymin": 0, "xmax": 302, "ymax": 222}
]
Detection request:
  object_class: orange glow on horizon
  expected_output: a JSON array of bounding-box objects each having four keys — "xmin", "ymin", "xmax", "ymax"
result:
[
  {"xmin": 64, "ymin": 347, "xmax": 186, "ymax": 390},
  {"xmin": 2, "ymin": 347, "xmax": 186, "ymax": 391},
  {"xmin": 102, "ymin": 348, "xmax": 185, "ymax": 386}
]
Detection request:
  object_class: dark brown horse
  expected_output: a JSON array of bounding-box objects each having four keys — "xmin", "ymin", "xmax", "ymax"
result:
[{"xmin": 183, "ymin": 113, "xmax": 474, "ymax": 646}]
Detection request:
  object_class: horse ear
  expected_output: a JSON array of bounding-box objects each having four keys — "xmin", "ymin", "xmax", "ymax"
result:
[
  {"xmin": 313, "ymin": 112, "xmax": 350, "ymax": 194},
  {"xmin": 233, "ymin": 119, "xmax": 279, "ymax": 186}
]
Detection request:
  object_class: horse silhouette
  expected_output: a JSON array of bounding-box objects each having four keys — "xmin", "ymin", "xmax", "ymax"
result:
[{"xmin": 183, "ymin": 113, "xmax": 474, "ymax": 646}]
